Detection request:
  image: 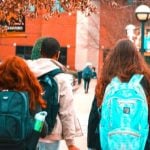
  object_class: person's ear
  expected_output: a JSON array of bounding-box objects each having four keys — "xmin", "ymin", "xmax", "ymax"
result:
[
  {"xmin": 56, "ymin": 51, "xmax": 60, "ymax": 60},
  {"xmin": 52, "ymin": 51, "xmax": 60, "ymax": 60}
]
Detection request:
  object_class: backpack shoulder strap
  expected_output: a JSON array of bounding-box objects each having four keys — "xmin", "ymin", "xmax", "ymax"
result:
[
  {"xmin": 38, "ymin": 69, "xmax": 63, "ymax": 87},
  {"xmin": 128, "ymin": 74, "xmax": 146, "ymax": 99},
  {"xmin": 129, "ymin": 74, "xmax": 144, "ymax": 85},
  {"xmin": 104, "ymin": 76, "xmax": 121, "ymax": 96},
  {"xmin": 111, "ymin": 76, "xmax": 121, "ymax": 85},
  {"xmin": 47, "ymin": 68, "xmax": 63, "ymax": 77},
  {"xmin": 108, "ymin": 76, "xmax": 122, "ymax": 90}
]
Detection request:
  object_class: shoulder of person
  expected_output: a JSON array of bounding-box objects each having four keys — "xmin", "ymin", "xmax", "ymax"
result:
[
  {"xmin": 50, "ymin": 59, "xmax": 67, "ymax": 72},
  {"xmin": 141, "ymin": 76, "xmax": 150, "ymax": 95},
  {"xmin": 26, "ymin": 58, "xmax": 59, "ymax": 77}
]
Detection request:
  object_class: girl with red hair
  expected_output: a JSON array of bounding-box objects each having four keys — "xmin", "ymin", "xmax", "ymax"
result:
[
  {"xmin": 0, "ymin": 56, "xmax": 46, "ymax": 110},
  {"xmin": 0, "ymin": 56, "xmax": 47, "ymax": 150}
]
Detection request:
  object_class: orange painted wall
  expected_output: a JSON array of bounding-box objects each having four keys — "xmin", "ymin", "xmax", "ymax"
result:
[{"xmin": 0, "ymin": 13, "xmax": 76, "ymax": 69}]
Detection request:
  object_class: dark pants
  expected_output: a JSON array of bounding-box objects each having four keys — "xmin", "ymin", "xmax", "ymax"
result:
[
  {"xmin": 83, "ymin": 78, "xmax": 91, "ymax": 93},
  {"xmin": 78, "ymin": 71, "xmax": 82, "ymax": 85}
]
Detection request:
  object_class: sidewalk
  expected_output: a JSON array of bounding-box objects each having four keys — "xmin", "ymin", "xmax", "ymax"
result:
[{"xmin": 60, "ymin": 79, "xmax": 97, "ymax": 150}]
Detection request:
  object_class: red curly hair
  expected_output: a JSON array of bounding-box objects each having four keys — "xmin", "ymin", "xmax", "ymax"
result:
[{"xmin": 0, "ymin": 56, "xmax": 46, "ymax": 110}]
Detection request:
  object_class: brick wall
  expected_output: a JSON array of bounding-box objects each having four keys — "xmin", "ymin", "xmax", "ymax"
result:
[{"xmin": 0, "ymin": 13, "xmax": 76, "ymax": 69}]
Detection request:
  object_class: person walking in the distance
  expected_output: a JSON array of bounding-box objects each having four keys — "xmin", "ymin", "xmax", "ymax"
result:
[
  {"xmin": 91, "ymin": 67, "xmax": 97, "ymax": 79},
  {"xmin": 82, "ymin": 62, "xmax": 93, "ymax": 93},
  {"xmin": 27, "ymin": 37, "xmax": 83, "ymax": 150},
  {"xmin": 77, "ymin": 70, "xmax": 82, "ymax": 85}
]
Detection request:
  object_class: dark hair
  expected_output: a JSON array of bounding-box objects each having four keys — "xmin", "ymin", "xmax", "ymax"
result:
[
  {"xmin": 96, "ymin": 38, "xmax": 150, "ymax": 106},
  {"xmin": 41, "ymin": 37, "xmax": 60, "ymax": 58}
]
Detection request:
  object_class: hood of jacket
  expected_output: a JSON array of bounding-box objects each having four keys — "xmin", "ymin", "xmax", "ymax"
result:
[{"xmin": 26, "ymin": 58, "xmax": 60, "ymax": 77}]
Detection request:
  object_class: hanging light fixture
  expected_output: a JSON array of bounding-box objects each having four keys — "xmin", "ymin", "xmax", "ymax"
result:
[{"xmin": 0, "ymin": 0, "xmax": 97, "ymax": 33}]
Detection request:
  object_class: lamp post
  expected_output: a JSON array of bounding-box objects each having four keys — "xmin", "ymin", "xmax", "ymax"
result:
[{"xmin": 135, "ymin": 5, "xmax": 150, "ymax": 53}]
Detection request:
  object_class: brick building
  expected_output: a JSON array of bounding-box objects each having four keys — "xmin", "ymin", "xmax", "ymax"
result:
[{"xmin": 0, "ymin": 9, "xmax": 101, "ymax": 73}]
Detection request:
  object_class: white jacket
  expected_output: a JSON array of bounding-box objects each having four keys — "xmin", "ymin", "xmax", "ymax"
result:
[{"xmin": 26, "ymin": 58, "xmax": 83, "ymax": 146}]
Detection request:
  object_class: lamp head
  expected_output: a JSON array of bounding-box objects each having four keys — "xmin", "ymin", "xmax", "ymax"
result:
[{"xmin": 135, "ymin": 5, "xmax": 150, "ymax": 22}]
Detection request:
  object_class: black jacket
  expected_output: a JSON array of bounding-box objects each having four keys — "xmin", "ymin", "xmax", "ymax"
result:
[{"xmin": 87, "ymin": 96, "xmax": 101, "ymax": 150}]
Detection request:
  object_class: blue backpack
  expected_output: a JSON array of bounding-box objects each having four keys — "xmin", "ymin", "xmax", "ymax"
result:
[
  {"xmin": 38, "ymin": 68, "xmax": 63, "ymax": 134},
  {"xmin": 99, "ymin": 74, "xmax": 149, "ymax": 150}
]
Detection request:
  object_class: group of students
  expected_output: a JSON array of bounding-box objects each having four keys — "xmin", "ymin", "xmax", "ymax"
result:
[
  {"xmin": 0, "ymin": 37, "xmax": 83, "ymax": 150},
  {"xmin": 1, "ymin": 37, "xmax": 150, "ymax": 150}
]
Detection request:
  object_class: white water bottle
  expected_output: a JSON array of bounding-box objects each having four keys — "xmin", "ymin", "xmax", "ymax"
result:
[{"xmin": 34, "ymin": 111, "xmax": 47, "ymax": 132}]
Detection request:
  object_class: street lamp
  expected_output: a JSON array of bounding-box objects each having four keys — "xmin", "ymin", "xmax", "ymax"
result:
[{"xmin": 135, "ymin": 5, "xmax": 150, "ymax": 53}]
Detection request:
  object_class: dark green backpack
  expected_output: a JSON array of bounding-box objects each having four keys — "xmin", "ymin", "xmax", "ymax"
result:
[
  {"xmin": 0, "ymin": 91, "xmax": 34, "ymax": 141},
  {"xmin": 38, "ymin": 68, "xmax": 63, "ymax": 134}
]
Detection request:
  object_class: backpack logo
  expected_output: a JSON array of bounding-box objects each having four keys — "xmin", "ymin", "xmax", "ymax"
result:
[
  {"xmin": 123, "ymin": 106, "xmax": 130, "ymax": 114},
  {"xmin": 38, "ymin": 68, "xmax": 63, "ymax": 134},
  {"xmin": 99, "ymin": 74, "xmax": 149, "ymax": 150}
]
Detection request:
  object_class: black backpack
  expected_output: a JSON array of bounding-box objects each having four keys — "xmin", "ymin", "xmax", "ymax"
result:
[
  {"xmin": 38, "ymin": 68, "xmax": 63, "ymax": 134},
  {"xmin": 0, "ymin": 90, "xmax": 34, "ymax": 149}
]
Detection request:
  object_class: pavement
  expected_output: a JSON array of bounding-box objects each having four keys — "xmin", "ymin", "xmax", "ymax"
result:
[{"xmin": 60, "ymin": 79, "xmax": 97, "ymax": 150}]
